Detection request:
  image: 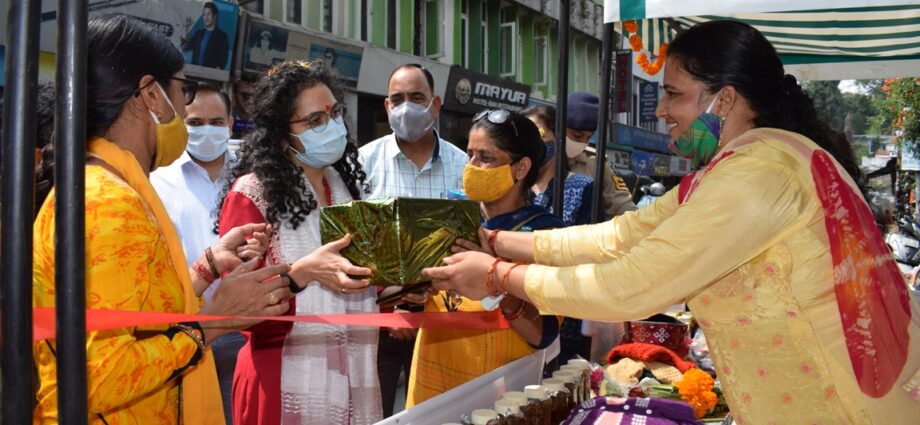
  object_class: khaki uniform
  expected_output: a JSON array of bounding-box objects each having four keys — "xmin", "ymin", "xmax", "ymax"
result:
[{"xmin": 568, "ymin": 152, "xmax": 636, "ymax": 218}]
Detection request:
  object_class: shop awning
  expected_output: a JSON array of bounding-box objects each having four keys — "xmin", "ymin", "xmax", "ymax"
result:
[{"xmin": 604, "ymin": 1, "xmax": 920, "ymax": 80}]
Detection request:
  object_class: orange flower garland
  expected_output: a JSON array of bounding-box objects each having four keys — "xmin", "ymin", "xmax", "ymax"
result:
[
  {"xmin": 622, "ymin": 20, "xmax": 668, "ymax": 75},
  {"xmin": 674, "ymin": 368, "xmax": 719, "ymax": 418}
]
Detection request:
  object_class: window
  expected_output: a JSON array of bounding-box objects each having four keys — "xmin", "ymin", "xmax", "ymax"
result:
[
  {"xmin": 460, "ymin": 0, "xmax": 469, "ymax": 68},
  {"xmin": 285, "ymin": 0, "xmax": 302, "ymax": 25},
  {"xmin": 360, "ymin": 0, "xmax": 368, "ymax": 41},
  {"xmin": 534, "ymin": 35, "xmax": 547, "ymax": 85},
  {"xmin": 387, "ymin": 0, "xmax": 397, "ymax": 49},
  {"xmin": 423, "ymin": 0, "xmax": 442, "ymax": 57},
  {"xmin": 481, "ymin": 1, "xmax": 487, "ymax": 71},
  {"xmin": 323, "ymin": 0, "xmax": 333, "ymax": 32},
  {"xmin": 499, "ymin": 21, "xmax": 516, "ymax": 77}
]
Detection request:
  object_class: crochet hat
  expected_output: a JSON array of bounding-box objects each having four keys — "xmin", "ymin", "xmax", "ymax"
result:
[{"xmin": 567, "ymin": 92, "xmax": 599, "ymax": 131}]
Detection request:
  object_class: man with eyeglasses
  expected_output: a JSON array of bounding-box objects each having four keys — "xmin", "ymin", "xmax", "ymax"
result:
[
  {"xmin": 150, "ymin": 84, "xmax": 240, "ymax": 425},
  {"xmin": 358, "ymin": 64, "xmax": 467, "ymax": 417}
]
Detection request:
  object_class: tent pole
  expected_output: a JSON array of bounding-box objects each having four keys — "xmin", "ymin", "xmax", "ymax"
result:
[
  {"xmin": 0, "ymin": 1, "xmax": 41, "ymax": 422},
  {"xmin": 591, "ymin": 23, "xmax": 615, "ymax": 223},
  {"xmin": 553, "ymin": 0, "xmax": 571, "ymax": 217}
]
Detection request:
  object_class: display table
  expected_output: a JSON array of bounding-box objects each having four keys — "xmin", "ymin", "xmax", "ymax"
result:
[{"xmin": 375, "ymin": 349, "xmax": 548, "ymax": 425}]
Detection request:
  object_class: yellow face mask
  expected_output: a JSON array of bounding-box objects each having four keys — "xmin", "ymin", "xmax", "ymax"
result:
[
  {"xmin": 463, "ymin": 163, "xmax": 516, "ymax": 202},
  {"xmin": 148, "ymin": 82, "xmax": 189, "ymax": 170}
]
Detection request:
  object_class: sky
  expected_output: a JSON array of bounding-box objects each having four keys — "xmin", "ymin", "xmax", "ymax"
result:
[{"xmin": 839, "ymin": 80, "xmax": 869, "ymax": 95}]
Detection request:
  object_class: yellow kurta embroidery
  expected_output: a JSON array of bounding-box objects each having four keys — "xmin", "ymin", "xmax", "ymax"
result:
[{"xmin": 33, "ymin": 167, "xmax": 198, "ymax": 424}]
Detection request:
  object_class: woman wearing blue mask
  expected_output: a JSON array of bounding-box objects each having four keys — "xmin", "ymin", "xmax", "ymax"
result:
[{"xmin": 216, "ymin": 60, "xmax": 381, "ymax": 425}]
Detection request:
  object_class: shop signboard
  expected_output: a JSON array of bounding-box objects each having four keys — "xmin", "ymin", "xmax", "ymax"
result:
[
  {"xmin": 669, "ymin": 155, "xmax": 692, "ymax": 176},
  {"xmin": 611, "ymin": 149, "xmax": 632, "ymax": 171},
  {"xmin": 614, "ymin": 49, "xmax": 633, "ymax": 114},
  {"xmin": 242, "ymin": 18, "xmax": 363, "ymax": 88},
  {"xmin": 442, "ymin": 66, "xmax": 531, "ymax": 114},
  {"xmin": 631, "ymin": 150, "xmax": 669, "ymax": 176},
  {"xmin": 613, "ymin": 123, "xmax": 670, "ymax": 154},
  {"xmin": 638, "ymin": 81, "xmax": 659, "ymax": 123},
  {"xmin": 4, "ymin": 0, "xmax": 241, "ymax": 82}
]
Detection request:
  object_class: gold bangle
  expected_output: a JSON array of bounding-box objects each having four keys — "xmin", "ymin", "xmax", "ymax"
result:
[{"xmin": 173, "ymin": 324, "xmax": 206, "ymax": 353}]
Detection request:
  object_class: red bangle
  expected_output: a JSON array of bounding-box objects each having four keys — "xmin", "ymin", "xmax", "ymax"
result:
[
  {"xmin": 500, "ymin": 263, "xmax": 524, "ymax": 294},
  {"xmin": 485, "ymin": 258, "xmax": 503, "ymax": 297},
  {"xmin": 502, "ymin": 300, "xmax": 527, "ymax": 321},
  {"xmin": 488, "ymin": 230, "xmax": 501, "ymax": 256}
]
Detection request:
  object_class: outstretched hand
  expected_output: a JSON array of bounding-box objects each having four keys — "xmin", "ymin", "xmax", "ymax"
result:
[
  {"xmin": 212, "ymin": 223, "xmax": 272, "ymax": 274},
  {"xmin": 422, "ymin": 250, "xmax": 495, "ymax": 301}
]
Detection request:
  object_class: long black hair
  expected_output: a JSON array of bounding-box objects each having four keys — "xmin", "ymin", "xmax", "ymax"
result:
[
  {"xmin": 217, "ymin": 60, "xmax": 366, "ymax": 231},
  {"xmin": 667, "ymin": 20, "xmax": 861, "ymax": 181},
  {"xmin": 471, "ymin": 110, "xmax": 545, "ymax": 199},
  {"xmin": 34, "ymin": 14, "xmax": 184, "ymax": 207}
]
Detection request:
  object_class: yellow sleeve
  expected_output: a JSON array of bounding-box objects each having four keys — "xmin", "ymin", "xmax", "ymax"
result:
[
  {"xmin": 531, "ymin": 188, "xmax": 680, "ymax": 267},
  {"xmin": 33, "ymin": 177, "xmax": 199, "ymax": 413},
  {"xmin": 524, "ymin": 155, "xmax": 813, "ymax": 321}
]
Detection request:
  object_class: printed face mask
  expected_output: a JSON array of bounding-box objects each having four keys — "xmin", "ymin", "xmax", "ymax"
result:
[
  {"xmin": 463, "ymin": 163, "xmax": 516, "ymax": 202},
  {"xmin": 669, "ymin": 92, "xmax": 723, "ymax": 167},
  {"xmin": 186, "ymin": 124, "xmax": 230, "ymax": 162},
  {"xmin": 388, "ymin": 99, "xmax": 435, "ymax": 142},
  {"xmin": 288, "ymin": 117, "xmax": 349, "ymax": 168}
]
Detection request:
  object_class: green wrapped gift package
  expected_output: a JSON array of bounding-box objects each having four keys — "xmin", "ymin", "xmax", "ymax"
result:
[{"xmin": 320, "ymin": 198, "xmax": 481, "ymax": 287}]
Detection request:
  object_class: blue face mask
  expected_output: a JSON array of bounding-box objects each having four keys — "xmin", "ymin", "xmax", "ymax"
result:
[
  {"xmin": 288, "ymin": 117, "xmax": 349, "ymax": 168},
  {"xmin": 542, "ymin": 141, "xmax": 556, "ymax": 167}
]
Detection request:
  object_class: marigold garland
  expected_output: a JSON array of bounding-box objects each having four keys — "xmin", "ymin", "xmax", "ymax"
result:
[
  {"xmin": 622, "ymin": 20, "xmax": 668, "ymax": 75},
  {"xmin": 673, "ymin": 368, "xmax": 719, "ymax": 418}
]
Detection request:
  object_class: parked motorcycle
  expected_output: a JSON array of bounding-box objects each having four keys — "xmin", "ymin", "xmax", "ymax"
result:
[
  {"xmin": 885, "ymin": 213, "xmax": 920, "ymax": 266},
  {"xmin": 636, "ymin": 182, "xmax": 666, "ymax": 208}
]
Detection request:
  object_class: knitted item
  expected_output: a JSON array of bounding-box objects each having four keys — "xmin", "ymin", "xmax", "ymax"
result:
[
  {"xmin": 647, "ymin": 361, "xmax": 683, "ymax": 384},
  {"xmin": 563, "ymin": 396, "xmax": 703, "ymax": 425},
  {"xmin": 605, "ymin": 358, "xmax": 646, "ymax": 385},
  {"xmin": 606, "ymin": 343, "xmax": 697, "ymax": 373},
  {"xmin": 566, "ymin": 92, "xmax": 599, "ymax": 131}
]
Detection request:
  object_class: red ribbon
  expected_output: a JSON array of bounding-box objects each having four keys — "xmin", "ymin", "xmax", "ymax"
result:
[{"xmin": 32, "ymin": 307, "xmax": 509, "ymax": 342}]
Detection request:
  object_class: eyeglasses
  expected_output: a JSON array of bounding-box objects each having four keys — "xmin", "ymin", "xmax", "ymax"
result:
[
  {"xmin": 289, "ymin": 104, "xmax": 346, "ymax": 132},
  {"xmin": 135, "ymin": 76, "xmax": 200, "ymax": 105},
  {"xmin": 473, "ymin": 109, "xmax": 519, "ymax": 138},
  {"xmin": 169, "ymin": 76, "xmax": 200, "ymax": 105}
]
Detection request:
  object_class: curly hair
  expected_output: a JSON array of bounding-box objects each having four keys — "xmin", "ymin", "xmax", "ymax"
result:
[{"xmin": 217, "ymin": 60, "xmax": 367, "ymax": 231}]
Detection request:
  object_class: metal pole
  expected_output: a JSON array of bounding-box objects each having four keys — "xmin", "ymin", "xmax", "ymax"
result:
[
  {"xmin": 552, "ymin": 0, "xmax": 570, "ymax": 217},
  {"xmin": 591, "ymin": 23, "xmax": 615, "ymax": 224},
  {"xmin": 1, "ymin": 1, "xmax": 41, "ymax": 422},
  {"xmin": 54, "ymin": 0, "xmax": 89, "ymax": 423}
]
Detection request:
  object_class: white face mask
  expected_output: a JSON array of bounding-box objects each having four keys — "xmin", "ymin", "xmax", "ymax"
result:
[
  {"xmin": 185, "ymin": 124, "xmax": 230, "ymax": 162},
  {"xmin": 388, "ymin": 98, "xmax": 435, "ymax": 142},
  {"xmin": 565, "ymin": 137, "xmax": 589, "ymax": 158}
]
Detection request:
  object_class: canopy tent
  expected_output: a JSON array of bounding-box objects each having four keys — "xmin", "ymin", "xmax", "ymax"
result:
[{"xmin": 604, "ymin": 0, "xmax": 920, "ymax": 80}]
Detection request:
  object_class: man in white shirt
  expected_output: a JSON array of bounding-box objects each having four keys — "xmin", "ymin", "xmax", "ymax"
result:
[
  {"xmin": 150, "ymin": 84, "xmax": 239, "ymax": 425},
  {"xmin": 358, "ymin": 64, "xmax": 467, "ymax": 417}
]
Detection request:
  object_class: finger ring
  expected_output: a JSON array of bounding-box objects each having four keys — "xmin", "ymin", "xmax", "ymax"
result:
[
  {"xmin": 268, "ymin": 292, "xmax": 278, "ymax": 305},
  {"xmin": 340, "ymin": 287, "xmax": 347, "ymax": 294}
]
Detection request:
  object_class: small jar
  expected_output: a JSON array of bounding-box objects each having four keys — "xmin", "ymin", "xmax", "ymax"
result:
[
  {"xmin": 542, "ymin": 378, "xmax": 572, "ymax": 423},
  {"xmin": 524, "ymin": 385, "xmax": 552, "ymax": 425},
  {"xmin": 494, "ymin": 399, "xmax": 525, "ymax": 425},
  {"xmin": 566, "ymin": 360, "xmax": 593, "ymax": 401},
  {"xmin": 557, "ymin": 366, "xmax": 585, "ymax": 403},
  {"xmin": 471, "ymin": 408, "xmax": 500, "ymax": 425},
  {"xmin": 553, "ymin": 370, "xmax": 579, "ymax": 405}
]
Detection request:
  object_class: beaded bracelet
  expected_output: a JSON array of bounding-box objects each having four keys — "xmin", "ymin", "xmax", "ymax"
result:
[{"xmin": 485, "ymin": 258, "xmax": 504, "ymax": 297}]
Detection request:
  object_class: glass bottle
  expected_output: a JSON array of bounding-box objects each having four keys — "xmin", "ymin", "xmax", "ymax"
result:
[
  {"xmin": 471, "ymin": 408, "xmax": 500, "ymax": 425},
  {"xmin": 494, "ymin": 398, "xmax": 525, "ymax": 425},
  {"xmin": 524, "ymin": 385, "xmax": 552, "ymax": 425},
  {"xmin": 542, "ymin": 378, "xmax": 572, "ymax": 423}
]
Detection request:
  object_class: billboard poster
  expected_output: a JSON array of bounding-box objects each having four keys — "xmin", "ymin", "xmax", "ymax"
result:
[
  {"xmin": 0, "ymin": 0, "xmax": 240, "ymax": 81},
  {"xmin": 638, "ymin": 81, "xmax": 659, "ymax": 123},
  {"xmin": 242, "ymin": 19, "xmax": 364, "ymax": 88},
  {"xmin": 614, "ymin": 49, "xmax": 633, "ymax": 114},
  {"xmin": 442, "ymin": 66, "xmax": 531, "ymax": 114}
]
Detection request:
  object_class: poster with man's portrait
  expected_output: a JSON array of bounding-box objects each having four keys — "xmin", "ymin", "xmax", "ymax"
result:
[
  {"xmin": 244, "ymin": 20, "xmax": 289, "ymax": 72},
  {"xmin": 307, "ymin": 43, "xmax": 362, "ymax": 88},
  {"xmin": 181, "ymin": 1, "xmax": 240, "ymax": 75}
]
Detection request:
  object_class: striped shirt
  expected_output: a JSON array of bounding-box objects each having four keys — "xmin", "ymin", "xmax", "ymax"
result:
[{"xmin": 358, "ymin": 132, "xmax": 467, "ymax": 200}]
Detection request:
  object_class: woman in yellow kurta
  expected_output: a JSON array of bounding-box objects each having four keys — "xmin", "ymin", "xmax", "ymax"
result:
[
  {"xmin": 406, "ymin": 111, "xmax": 564, "ymax": 406},
  {"xmin": 424, "ymin": 21, "xmax": 920, "ymax": 424},
  {"xmin": 32, "ymin": 15, "xmax": 295, "ymax": 424}
]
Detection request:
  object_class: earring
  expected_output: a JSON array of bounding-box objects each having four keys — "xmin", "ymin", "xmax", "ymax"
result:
[{"xmin": 717, "ymin": 115, "xmax": 726, "ymax": 148}]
